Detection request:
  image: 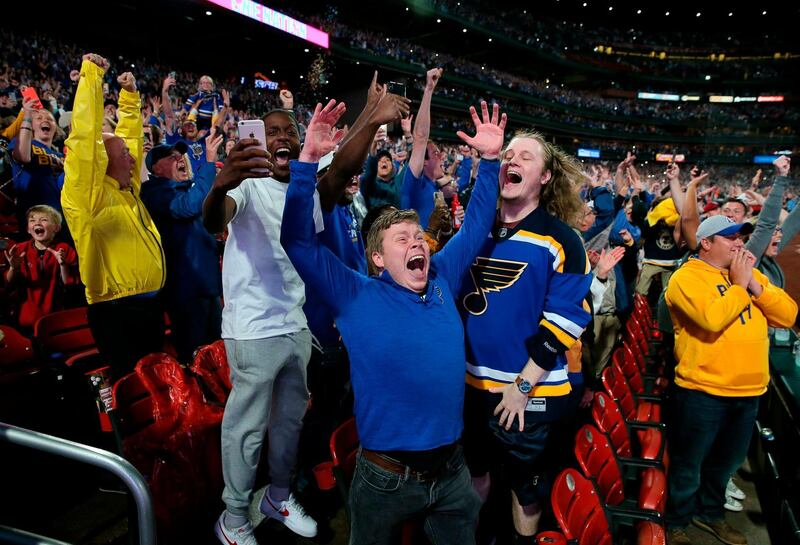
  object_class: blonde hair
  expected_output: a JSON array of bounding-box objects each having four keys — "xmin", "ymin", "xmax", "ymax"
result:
[
  {"xmin": 506, "ymin": 130, "xmax": 585, "ymax": 226},
  {"xmin": 26, "ymin": 204, "xmax": 62, "ymax": 225},
  {"xmin": 366, "ymin": 209, "xmax": 420, "ymax": 264}
]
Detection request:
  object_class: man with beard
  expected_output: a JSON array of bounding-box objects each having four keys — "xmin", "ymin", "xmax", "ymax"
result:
[
  {"xmin": 203, "ymin": 107, "xmax": 322, "ymax": 544},
  {"xmin": 459, "ymin": 130, "xmax": 591, "ymax": 543},
  {"xmin": 282, "ymin": 98, "xmax": 505, "ymax": 545},
  {"xmin": 401, "ymin": 68, "xmax": 445, "ymax": 228},
  {"xmin": 140, "ymin": 130, "xmax": 224, "ymax": 363}
]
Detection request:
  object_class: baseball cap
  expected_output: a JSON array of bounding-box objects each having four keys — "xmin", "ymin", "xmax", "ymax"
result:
[
  {"xmin": 146, "ymin": 141, "xmax": 188, "ymax": 172},
  {"xmin": 696, "ymin": 215, "xmax": 754, "ymax": 241},
  {"xmin": 376, "ymin": 149, "xmax": 393, "ymax": 162},
  {"xmin": 702, "ymin": 201, "xmax": 719, "ymax": 214}
]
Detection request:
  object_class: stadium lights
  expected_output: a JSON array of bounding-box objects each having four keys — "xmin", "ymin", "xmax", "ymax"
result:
[
  {"xmin": 665, "ymin": 11, "xmax": 670, "ymax": 16},
  {"xmin": 705, "ymin": 75, "xmax": 711, "ymax": 80},
  {"xmin": 637, "ymin": 9, "xmax": 641, "ymax": 14},
  {"xmin": 205, "ymin": 10, "xmax": 212, "ymax": 15}
]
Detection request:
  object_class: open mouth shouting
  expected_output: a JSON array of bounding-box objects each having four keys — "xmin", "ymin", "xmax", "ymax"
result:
[
  {"xmin": 406, "ymin": 253, "xmax": 427, "ymax": 280},
  {"xmin": 273, "ymin": 147, "xmax": 291, "ymax": 168},
  {"xmin": 505, "ymin": 168, "xmax": 522, "ymax": 185},
  {"xmin": 33, "ymin": 226, "xmax": 46, "ymax": 237}
]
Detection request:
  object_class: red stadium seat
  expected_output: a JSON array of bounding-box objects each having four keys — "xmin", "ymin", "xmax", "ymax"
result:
[
  {"xmin": 0, "ymin": 325, "xmax": 34, "ymax": 368},
  {"xmin": 113, "ymin": 353, "xmax": 224, "ymax": 537},
  {"xmin": 330, "ymin": 417, "xmax": 359, "ymax": 514},
  {"xmin": 189, "ymin": 340, "xmax": 231, "ymax": 405},
  {"xmin": 591, "ymin": 391, "xmax": 667, "ymax": 469},
  {"xmin": 34, "ymin": 307, "xmax": 95, "ymax": 360},
  {"xmin": 615, "ymin": 346, "xmax": 668, "ymax": 396},
  {"xmin": 601, "ymin": 362, "xmax": 661, "ymax": 424},
  {"xmin": 550, "ymin": 468, "xmax": 613, "ymax": 545},
  {"xmin": 574, "ymin": 424, "xmax": 666, "ymax": 514}
]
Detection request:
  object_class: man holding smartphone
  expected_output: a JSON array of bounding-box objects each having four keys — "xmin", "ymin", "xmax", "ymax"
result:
[{"xmin": 203, "ymin": 108, "xmax": 323, "ymax": 544}]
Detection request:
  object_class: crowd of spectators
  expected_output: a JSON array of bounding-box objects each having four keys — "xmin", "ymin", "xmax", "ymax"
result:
[
  {"xmin": 0, "ymin": 13, "xmax": 798, "ymax": 545},
  {"xmin": 430, "ymin": 0, "xmax": 793, "ymax": 81},
  {"xmin": 323, "ymin": 20, "xmax": 797, "ymax": 135}
]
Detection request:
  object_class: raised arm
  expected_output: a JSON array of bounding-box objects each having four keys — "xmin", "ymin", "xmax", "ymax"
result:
[
  {"xmin": 114, "ymin": 71, "xmax": 144, "ymax": 195},
  {"xmin": 408, "ymin": 68, "xmax": 442, "ymax": 178},
  {"xmin": 665, "ymin": 162, "xmax": 685, "ymax": 214},
  {"xmin": 62, "ymin": 54, "xmax": 110, "ymax": 215},
  {"xmin": 680, "ymin": 169, "xmax": 709, "ymax": 251},
  {"xmin": 11, "ymin": 96, "xmax": 37, "ymax": 164},
  {"xmin": 202, "ymin": 139, "xmax": 272, "ymax": 233},
  {"xmin": 317, "ymin": 76, "xmax": 410, "ymax": 210},
  {"xmin": 434, "ymin": 101, "xmax": 504, "ymax": 289},
  {"xmin": 161, "ymin": 75, "xmax": 177, "ymax": 135},
  {"xmin": 281, "ymin": 101, "xmax": 363, "ymax": 311}
]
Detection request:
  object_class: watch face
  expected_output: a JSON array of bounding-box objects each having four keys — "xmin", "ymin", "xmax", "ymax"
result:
[{"xmin": 518, "ymin": 380, "xmax": 532, "ymax": 394}]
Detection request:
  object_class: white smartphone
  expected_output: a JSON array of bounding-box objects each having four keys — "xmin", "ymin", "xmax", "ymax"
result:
[{"xmin": 237, "ymin": 119, "xmax": 270, "ymax": 174}]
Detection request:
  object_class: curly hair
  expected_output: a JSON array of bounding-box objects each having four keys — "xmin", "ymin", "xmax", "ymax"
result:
[{"xmin": 506, "ymin": 130, "xmax": 585, "ymax": 226}]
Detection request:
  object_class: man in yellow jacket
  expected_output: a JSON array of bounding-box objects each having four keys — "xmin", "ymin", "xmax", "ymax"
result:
[
  {"xmin": 664, "ymin": 215, "xmax": 797, "ymax": 545},
  {"xmin": 62, "ymin": 54, "xmax": 166, "ymax": 380}
]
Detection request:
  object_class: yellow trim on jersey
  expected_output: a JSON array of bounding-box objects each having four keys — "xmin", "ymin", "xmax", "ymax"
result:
[
  {"xmin": 514, "ymin": 230, "xmax": 566, "ymax": 272},
  {"xmin": 540, "ymin": 319, "xmax": 578, "ymax": 348},
  {"xmin": 465, "ymin": 375, "xmax": 572, "ymax": 396}
]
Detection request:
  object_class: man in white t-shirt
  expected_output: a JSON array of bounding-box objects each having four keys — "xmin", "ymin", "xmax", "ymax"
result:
[{"xmin": 203, "ymin": 109, "xmax": 321, "ymax": 545}]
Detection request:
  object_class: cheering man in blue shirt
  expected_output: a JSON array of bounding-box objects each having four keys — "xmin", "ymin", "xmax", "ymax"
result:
[{"xmin": 282, "ymin": 98, "xmax": 506, "ymax": 545}]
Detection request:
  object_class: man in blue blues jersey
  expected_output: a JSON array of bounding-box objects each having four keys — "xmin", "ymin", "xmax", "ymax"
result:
[{"xmin": 459, "ymin": 130, "xmax": 592, "ymax": 542}]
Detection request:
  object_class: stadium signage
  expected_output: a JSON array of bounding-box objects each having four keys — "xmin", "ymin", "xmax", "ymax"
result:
[
  {"xmin": 655, "ymin": 153, "xmax": 685, "ymax": 162},
  {"xmin": 577, "ymin": 148, "xmax": 601, "ymax": 158},
  {"xmin": 206, "ymin": 0, "xmax": 330, "ymax": 48}
]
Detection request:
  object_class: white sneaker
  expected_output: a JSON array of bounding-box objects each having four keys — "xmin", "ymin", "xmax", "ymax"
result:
[
  {"xmin": 726, "ymin": 478, "xmax": 746, "ymax": 501},
  {"xmin": 259, "ymin": 486, "xmax": 318, "ymax": 538},
  {"xmin": 214, "ymin": 512, "xmax": 260, "ymax": 545},
  {"xmin": 724, "ymin": 496, "xmax": 744, "ymax": 512}
]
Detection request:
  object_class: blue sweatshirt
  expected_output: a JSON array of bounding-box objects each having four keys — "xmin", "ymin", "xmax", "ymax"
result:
[
  {"xmin": 304, "ymin": 204, "xmax": 367, "ymax": 346},
  {"xmin": 401, "ymin": 168, "xmax": 438, "ymax": 229},
  {"xmin": 583, "ymin": 185, "xmax": 614, "ymax": 241},
  {"xmin": 282, "ymin": 159, "xmax": 499, "ymax": 451},
  {"xmin": 140, "ymin": 162, "xmax": 221, "ymax": 303},
  {"xmin": 456, "ymin": 157, "xmax": 473, "ymax": 191}
]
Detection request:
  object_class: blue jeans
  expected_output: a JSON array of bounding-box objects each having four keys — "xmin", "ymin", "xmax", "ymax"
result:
[
  {"xmin": 665, "ymin": 386, "xmax": 759, "ymax": 528},
  {"xmin": 349, "ymin": 446, "xmax": 481, "ymax": 545}
]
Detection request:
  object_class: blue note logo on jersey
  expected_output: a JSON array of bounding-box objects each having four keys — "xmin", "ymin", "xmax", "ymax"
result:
[{"xmin": 463, "ymin": 257, "xmax": 527, "ymax": 316}]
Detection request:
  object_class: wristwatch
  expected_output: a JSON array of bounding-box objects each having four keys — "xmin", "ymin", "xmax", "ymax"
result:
[{"xmin": 515, "ymin": 376, "xmax": 533, "ymax": 395}]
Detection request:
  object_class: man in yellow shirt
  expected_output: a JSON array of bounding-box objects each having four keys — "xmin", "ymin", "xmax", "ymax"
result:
[
  {"xmin": 664, "ymin": 215, "xmax": 797, "ymax": 545},
  {"xmin": 62, "ymin": 54, "xmax": 166, "ymax": 380}
]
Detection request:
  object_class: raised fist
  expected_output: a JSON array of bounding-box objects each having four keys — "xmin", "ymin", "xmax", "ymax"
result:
[{"xmin": 117, "ymin": 72, "xmax": 137, "ymax": 93}]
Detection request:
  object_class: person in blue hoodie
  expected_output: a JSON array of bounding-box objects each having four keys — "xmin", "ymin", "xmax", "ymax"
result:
[
  {"xmin": 140, "ymin": 132, "xmax": 223, "ymax": 363},
  {"xmin": 281, "ymin": 98, "xmax": 506, "ymax": 545}
]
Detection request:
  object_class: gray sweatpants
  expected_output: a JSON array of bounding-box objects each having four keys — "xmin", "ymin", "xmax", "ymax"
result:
[{"xmin": 221, "ymin": 330, "xmax": 312, "ymax": 516}]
